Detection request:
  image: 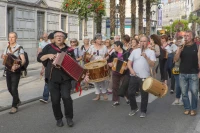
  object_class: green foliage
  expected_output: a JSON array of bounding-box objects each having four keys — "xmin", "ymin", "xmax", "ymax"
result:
[
  {"xmin": 163, "ymin": 20, "xmax": 189, "ymax": 33},
  {"xmin": 62, "ymin": 0, "xmax": 106, "ymax": 21},
  {"xmin": 188, "ymin": 13, "xmax": 200, "ymax": 24}
]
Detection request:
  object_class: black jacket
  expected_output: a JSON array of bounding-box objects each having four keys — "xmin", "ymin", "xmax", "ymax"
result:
[{"xmin": 37, "ymin": 43, "xmax": 75, "ymax": 82}]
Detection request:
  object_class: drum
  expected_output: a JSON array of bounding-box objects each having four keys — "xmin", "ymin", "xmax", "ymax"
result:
[
  {"xmin": 142, "ymin": 77, "xmax": 168, "ymax": 98},
  {"xmin": 112, "ymin": 58, "xmax": 127, "ymax": 74},
  {"xmin": 84, "ymin": 60, "xmax": 109, "ymax": 83}
]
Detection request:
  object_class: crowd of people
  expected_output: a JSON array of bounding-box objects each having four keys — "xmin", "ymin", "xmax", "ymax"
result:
[{"xmin": 1, "ymin": 30, "xmax": 200, "ymax": 127}]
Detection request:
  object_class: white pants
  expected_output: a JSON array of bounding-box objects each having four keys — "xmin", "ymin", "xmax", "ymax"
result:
[{"xmin": 94, "ymin": 81, "xmax": 107, "ymax": 94}]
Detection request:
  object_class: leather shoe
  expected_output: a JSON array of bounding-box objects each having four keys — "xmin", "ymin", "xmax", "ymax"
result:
[
  {"xmin": 66, "ymin": 118, "xmax": 74, "ymax": 127},
  {"xmin": 56, "ymin": 119, "xmax": 64, "ymax": 127},
  {"xmin": 184, "ymin": 110, "xmax": 190, "ymax": 115}
]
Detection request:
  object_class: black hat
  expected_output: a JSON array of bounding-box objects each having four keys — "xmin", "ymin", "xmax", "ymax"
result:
[
  {"xmin": 53, "ymin": 31, "xmax": 68, "ymax": 38},
  {"xmin": 48, "ymin": 33, "xmax": 54, "ymax": 39}
]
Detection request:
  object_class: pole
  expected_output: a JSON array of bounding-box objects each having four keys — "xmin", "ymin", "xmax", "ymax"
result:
[
  {"xmin": 170, "ymin": 24, "xmax": 172, "ymax": 39},
  {"xmin": 116, "ymin": 13, "xmax": 118, "ymax": 35}
]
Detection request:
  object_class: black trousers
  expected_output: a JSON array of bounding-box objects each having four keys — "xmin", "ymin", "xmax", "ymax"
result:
[
  {"xmin": 48, "ymin": 80, "xmax": 73, "ymax": 120},
  {"xmin": 159, "ymin": 58, "xmax": 168, "ymax": 81},
  {"xmin": 6, "ymin": 71, "xmax": 21, "ymax": 108},
  {"xmin": 128, "ymin": 76, "xmax": 149, "ymax": 113}
]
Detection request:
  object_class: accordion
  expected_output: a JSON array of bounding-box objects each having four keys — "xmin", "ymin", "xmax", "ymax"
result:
[
  {"xmin": 3, "ymin": 53, "xmax": 21, "ymax": 70},
  {"xmin": 112, "ymin": 58, "xmax": 127, "ymax": 74},
  {"xmin": 53, "ymin": 52, "xmax": 86, "ymax": 82}
]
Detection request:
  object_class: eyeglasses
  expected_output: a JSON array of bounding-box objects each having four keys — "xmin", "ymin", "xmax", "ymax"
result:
[
  {"xmin": 55, "ymin": 35, "xmax": 65, "ymax": 38},
  {"xmin": 70, "ymin": 41, "xmax": 76, "ymax": 43}
]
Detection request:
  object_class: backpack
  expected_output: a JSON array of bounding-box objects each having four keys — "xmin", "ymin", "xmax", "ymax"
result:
[{"xmin": 19, "ymin": 46, "xmax": 29, "ymax": 70}]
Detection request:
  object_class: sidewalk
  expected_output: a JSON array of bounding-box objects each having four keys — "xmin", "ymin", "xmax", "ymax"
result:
[{"xmin": 0, "ymin": 62, "xmax": 43, "ymax": 111}]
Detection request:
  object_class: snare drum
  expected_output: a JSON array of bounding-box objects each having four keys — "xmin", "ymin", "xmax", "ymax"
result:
[
  {"xmin": 84, "ymin": 60, "xmax": 109, "ymax": 83},
  {"xmin": 112, "ymin": 58, "xmax": 127, "ymax": 74},
  {"xmin": 142, "ymin": 77, "xmax": 168, "ymax": 98}
]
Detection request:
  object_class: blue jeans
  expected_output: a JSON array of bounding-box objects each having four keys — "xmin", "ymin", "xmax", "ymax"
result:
[
  {"xmin": 174, "ymin": 75, "xmax": 181, "ymax": 99},
  {"xmin": 43, "ymin": 83, "xmax": 49, "ymax": 101},
  {"xmin": 179, "ymin": 74, "xmax": 199, "ymax": 111}
]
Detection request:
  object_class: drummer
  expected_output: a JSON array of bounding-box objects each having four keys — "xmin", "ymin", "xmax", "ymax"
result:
[
  {"xmin": 127, "ymin": 35, "xmax": 156, "ymax": 118},
  {"xmin": 88, "ymin": 33, "xmax": 108, "ymax": 101}
]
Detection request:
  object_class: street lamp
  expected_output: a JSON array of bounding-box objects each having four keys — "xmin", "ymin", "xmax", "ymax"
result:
[
  {"xmin": 169, "ymin": 19, "xmax": 173, "ymax": 38},
  {"xmin": 116, "ymin": 4, "xmax": 119, "ymax": 35}
]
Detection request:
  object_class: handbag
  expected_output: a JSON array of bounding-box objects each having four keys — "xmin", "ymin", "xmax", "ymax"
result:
[{"xmin": 172, "ymin": 66, "xmax": 179, "ymax": 75}]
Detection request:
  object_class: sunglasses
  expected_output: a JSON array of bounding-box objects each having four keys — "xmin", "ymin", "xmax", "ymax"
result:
[{"xmin": 70, "ymin": 41, "xmax": 76, "ymax": 43}]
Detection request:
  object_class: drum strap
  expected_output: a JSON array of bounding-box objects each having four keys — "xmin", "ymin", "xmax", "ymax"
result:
[{"xmin": 50, "ymin": 44, "xmax": 83, "ymax": 96}]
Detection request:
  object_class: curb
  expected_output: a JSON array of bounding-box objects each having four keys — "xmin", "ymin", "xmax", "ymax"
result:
[{"xmin": 0, "ymin": 96, "xmax": 42, "ymax": 112}]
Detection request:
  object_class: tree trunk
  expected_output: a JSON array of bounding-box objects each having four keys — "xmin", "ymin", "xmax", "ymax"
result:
[
  {"xmin": 96, "ymin": 13, "xmax": 102, "ymax": 33},
  {"xmin": 84, "ymin": 19, "xmax": 87, "ymax": 36},
  {"xmin": 131, "ymin": 0, "xmax": 136, "ymax": 37},
  {"xmin": 146, "ymin": 0, "xmax": 151, "ymax": 36},
  {"xmin": 110, "ymin": 0, "xmax": 115, "ymax": 37},
  {"xmin": 139, "ymin": 0, "xmax": 143, "ymax": 34},
  {"xmin": 119, "ymin": 0, "xmax": 126, "ymax": 38}
]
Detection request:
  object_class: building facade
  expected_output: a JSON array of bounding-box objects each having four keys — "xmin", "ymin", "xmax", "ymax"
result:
[{"xmin": 0, "ymin": 0, "xmax": 106, "ymax": 65}]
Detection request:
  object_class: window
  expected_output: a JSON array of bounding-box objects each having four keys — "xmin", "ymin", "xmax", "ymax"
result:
[
  {"xmin": 37, "ymin": 12, "xmax": 45, "ymax": 40},
  {"xmin": 61, "ymin": 15, "xmax": 66, "ymax": 32},
  {"xmin": 7, "ymin": 7, "xmax": 14, "ymax": 36}
]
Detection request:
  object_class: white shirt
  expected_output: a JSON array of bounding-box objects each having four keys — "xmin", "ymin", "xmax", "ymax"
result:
[
  {"xmin": 4, "ymin": 43, "xmax": 24, "ymax": 57},
  {"xmin": 88, "ymin": 45, "xmax": 108, "ymax": 61},
  {"xmin": 165, "ymin": 44, "xmax": 177, "ymax": 54},
  {"xmin": 128, "ymin": 48, "xmax": 156, "ymax": 78},
  {"xmin": 39, "ymin": 40, "xmax": 50, "ymax": 49}
]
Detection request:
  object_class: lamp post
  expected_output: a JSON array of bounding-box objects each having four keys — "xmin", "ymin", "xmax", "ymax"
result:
[
  {"xmin": 169, "ymin": 19, "xmax": 173, "ymax": 39},
  {"xmin": 116, "ymin": 4, "xmax": 119, "ymax": 35}
]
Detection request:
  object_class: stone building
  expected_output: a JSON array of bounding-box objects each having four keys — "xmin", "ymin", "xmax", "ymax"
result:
[{"xmin": 0, "ymin": 0, "xmax": 106, "ymax": 66}]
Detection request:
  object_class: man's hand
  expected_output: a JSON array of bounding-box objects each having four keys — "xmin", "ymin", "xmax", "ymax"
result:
[
  {"xmin": 141, "ymin": 52, "xmax": 147, "ymax": 59},
  {"xmin": 130, "ymin": 69, "xmax": 136, "ymax": 76},
  {"xmin": 108, "ymin": 63, "xmax": 113, "ymax": 67},
  {"xmin": 48, "ymin": 54, "xmax": 56, "ymax": 60},
  {"xmin": 40, "ymin": 69, "xmax": 44, "ymax": 76},
  {"xmin": 11, "ymin": 64, "xmax": 20, "ymax": 72}
]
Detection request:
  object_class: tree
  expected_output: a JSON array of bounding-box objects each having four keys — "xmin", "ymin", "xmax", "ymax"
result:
[
  {"xmin": 188, "ymin": 13, "xmax": 200, "ymax": 33},
  {"xmin": 138, "ymin": 0, "xmax": 143, "ymax": 34},
  {"xmin": 131, "ymin": 0, "xmax": 137, "ymax": 37},
  {"xmin": 119, "ymin": 0, "xmax": 126, "ymax": 38},
  {"xmin": 110, "ymin": 0, "xmax": 116, "ymax": 37},
  {"xmin": 146, "ymin": 0, "xmax": 151, "ymax": 36},
  {"xmin": 62, "ymin": 0, "xmax": 106, "ymax": 36}
]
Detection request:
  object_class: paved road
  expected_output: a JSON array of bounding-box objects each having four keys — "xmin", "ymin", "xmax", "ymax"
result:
[{"xmin": 0, "ymin": 90, "xmax": 199, "ymax": 133}]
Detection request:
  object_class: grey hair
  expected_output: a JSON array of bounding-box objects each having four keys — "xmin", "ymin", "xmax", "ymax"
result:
[
  {"xmin": 139, "ymin": 35, "xmax": 150, "ymax": 42},
  {"xmin": 94, "ymin": 33, "xmax": 102, "ymax": 41},
  {"xmin": 9, "ymin": 32, "xmax": 18, "ymax": 38},
  {"xmin": 54, "ymin": 31, "xmax": 67, "ymax": 39}
]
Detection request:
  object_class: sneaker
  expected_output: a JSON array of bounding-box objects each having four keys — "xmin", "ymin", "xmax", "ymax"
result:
[
  {"xmin": 184, "ymin": 110, "xmax": 190, "ymax": 115},
  {"xmin": 190, "ymin": 110, "xmax": 197, "ymax": 116},
  {"xmin": 56, "ymin": 119, "xmax": 64, "ymax": 127},
  {"xmin": 170, "ymin": 90, "xmax": 174, "ymax": 94},
  {"xmin": 126, "ymin": 100, "xmax": 130, "ymax": 105},
  {"xmin": 66, "ymin": 118, "xmax": 74, "ymax": 127},
  {"xmin": 39, "ymin": 99, "xmax": 48, "ymax": 103},
  {"xmin": 140, "ymin": 112, "xmax": 146, "ymax": 118},
  {"xmin": 129, "ymin": 108, "xmax": 139, "ymax": 116},
  {"xmin": 112, "ymin": 101, "xmax": 120, "ymax": 107},
  {"xmin": 9, "ymin": 107, "xmax": 18, "ymax": 114},
  {"xmin": 174, "ymin": 99, "xmax": 179, "ymax": 104}
]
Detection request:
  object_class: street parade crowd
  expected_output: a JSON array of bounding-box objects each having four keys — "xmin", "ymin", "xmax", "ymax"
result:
[{"xmin": 1, "ymin": 30, "xmax": 200, "ymax": 127}]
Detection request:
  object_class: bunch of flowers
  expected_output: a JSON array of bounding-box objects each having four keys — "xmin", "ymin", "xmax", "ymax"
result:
[{"xmin": 62, "ymin": 0, "xmax": 106, "ymax": 21}]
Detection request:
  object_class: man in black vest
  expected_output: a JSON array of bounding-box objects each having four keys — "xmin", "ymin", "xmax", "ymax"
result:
[{"xmin": 174, "ymin": 30, "xmax": 200, "ymax": 116}]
